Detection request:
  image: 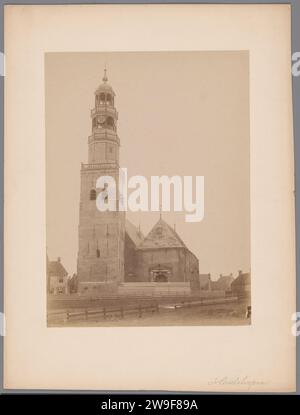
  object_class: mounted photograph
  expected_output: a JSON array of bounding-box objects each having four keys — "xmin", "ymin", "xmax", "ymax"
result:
[
  {"xmin": 46, "ymin": 51, "xmax": 251, "ymax": 327},
  {"xmin": 4, "ymin": 3, "xmax": 296, "ymax": 392}
]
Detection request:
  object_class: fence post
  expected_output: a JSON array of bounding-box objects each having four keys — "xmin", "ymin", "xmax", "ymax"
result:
[
  {"xmin": 121, "ymin": 306, "xmax": 124, "ymax": 319},
  {"xmin": 103, "ymin": 307, "xmax": 106, "ymax": 320},
  {"xmin": 66, "ymin": 310, "xmax": 69, "ymax": 321},
  {"xmin": 138, "ymin": 304, "xmax": 142, "ymax": 318},
  {"xmin": 85, "ymin": 309, "xmax": 88, "ymax": 320}
]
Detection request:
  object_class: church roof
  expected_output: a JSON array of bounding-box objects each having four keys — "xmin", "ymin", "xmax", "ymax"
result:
[
  {"xmin": 125, "ymin": 220, "xmax": 144, "ymax": 247},
  {"xmin": 138, "ymin": 218, "xmax": 186, "ymax": 250}
]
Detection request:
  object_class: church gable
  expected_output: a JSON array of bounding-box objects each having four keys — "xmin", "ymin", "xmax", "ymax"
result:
[{"xmin": 138, "ymin": 219, "xmax": 186, "ymax": 250}]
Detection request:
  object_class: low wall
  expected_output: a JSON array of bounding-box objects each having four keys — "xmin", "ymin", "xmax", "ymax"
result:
[
  {"xmin": 78, "ymin": 281, "xmax": 118, "ymax": 296},
  {"xmin": 118, "ymin": 282, "xmax": 191, "ymax": 297}
]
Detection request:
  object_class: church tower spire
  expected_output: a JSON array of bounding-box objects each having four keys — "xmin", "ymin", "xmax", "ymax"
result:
[
  {"xmin": 77, "ymin": 68, "xmax": 125, "ymax": 294},
  {"xmin": 102, "ymin": 65, "xmax": 108, "ymax": 83}
]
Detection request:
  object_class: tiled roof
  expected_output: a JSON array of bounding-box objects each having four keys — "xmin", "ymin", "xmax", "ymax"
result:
[
  {"xmin": 125, "ymin": 220, "xmax": 144, "ymax": 247},
  {"xmin": 218, "ymin": 275, "xmax": 234, "ymax": 284},
  {"xmin": 212, "ymin": 275, "xmax": 234, "ymax": 290},
  {"xmin": 231, "ymin": 272, "xmax": 250, "ymax": 288},
  {"xmin": 138, "ymin": 218, "xmax": 186, "ymax": 250},
  {"xmin": 47, "ymin": 260, "xmax": 68, "ymax": 277}
]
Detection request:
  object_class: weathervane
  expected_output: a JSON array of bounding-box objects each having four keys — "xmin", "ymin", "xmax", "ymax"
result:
[{"xmin": 103, "ymin": 63, "xmax": 108, "ymax": 83}]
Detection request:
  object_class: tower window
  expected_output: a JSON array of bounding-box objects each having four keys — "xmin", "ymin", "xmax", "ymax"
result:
[
  {"xmin": 107, "ymin": 94, "xmax": 112, "ymax": 105},
  {"xmin": 90, "ymin": 189, "xmax": 96, "ymax": 200},
  {"xmin": 106, "ymin": 117, "xmax": 114, "ymax": 130},
  {"xmin": 100, "ymin": 93, "xmax": 105, "ymax": 104}
]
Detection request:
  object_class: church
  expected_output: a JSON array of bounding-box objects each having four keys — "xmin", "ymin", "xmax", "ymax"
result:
[{"xmin": 77, "ymin": 70, "xmax": 200, "ymax": 295}]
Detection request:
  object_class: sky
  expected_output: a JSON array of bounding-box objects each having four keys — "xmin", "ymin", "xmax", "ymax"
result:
[{"xmin": 46, "ymin": 51, "xmax": 250, "ymax": 280}]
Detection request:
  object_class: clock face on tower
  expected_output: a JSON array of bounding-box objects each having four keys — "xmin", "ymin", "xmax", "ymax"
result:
[{"xmin": 98, "ymin": 115, "xmax": 106, "ymax": 124}]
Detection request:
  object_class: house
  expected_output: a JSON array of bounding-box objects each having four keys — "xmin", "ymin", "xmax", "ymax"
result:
[
  {"xmin": 231, "ymin": 271, "xmax": 251, "ymax": 298},
  {"xmin": 47, "ymin": 257, "xmax": 69, "ymax": 295},
  {"xmin": 211, "ymin": 273, "xmax": 234, "ymax": 291}
]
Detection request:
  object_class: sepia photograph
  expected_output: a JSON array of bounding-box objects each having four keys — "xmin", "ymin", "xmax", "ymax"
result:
[{"xmin": 46, "ymin": 51, "xmax": 251, "ymax": 327}]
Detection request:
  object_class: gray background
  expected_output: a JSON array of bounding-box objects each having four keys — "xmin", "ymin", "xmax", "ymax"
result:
[{"xmin": 0, "ymin": 0, "xmax": 298, "ymax": 395}]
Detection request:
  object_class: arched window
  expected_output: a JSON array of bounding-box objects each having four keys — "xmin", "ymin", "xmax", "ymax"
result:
[
  {"xmin": 96, "ymin": 249, "xmax": 100, "ymax": 258},
  {"xmin": 90, "ymin": 189, "xmax": 96, "ymax": 200},
  {"xmin": 107, "ymin": 117, "xmax": 114, "ymax": 130},
  {"xmin": 107, "ymin": 94, "xmax": 112, "ymax": 105},
  {"xmin": 100, "ymin": 93, "xmax": 105, "ymax": 104}
]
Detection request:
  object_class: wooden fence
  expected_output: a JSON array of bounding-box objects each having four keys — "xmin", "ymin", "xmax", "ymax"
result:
[{"xmin": 47, "ymin": 302, "xmax": 159, "ymax": 324}]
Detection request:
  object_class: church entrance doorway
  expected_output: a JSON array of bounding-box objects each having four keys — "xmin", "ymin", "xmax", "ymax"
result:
[{"xmin": 150, "ymin": 267, "xmax": 171, "ymax": 283}]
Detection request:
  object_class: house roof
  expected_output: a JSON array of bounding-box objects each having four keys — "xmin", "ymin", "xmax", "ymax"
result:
[
  {"xmin": 211, "ymin": 275, "xmax": 234, "ymax": 290},
  {"xmin": 47, "ymin": 259, "xmax": 68, "ymax": 277},
  {"xmin": 218, "ymin": 275, "xmax": 234, "ymax": 284},
  {"xmin": 138, "ymin": 218, "xmax": 186, "ymax": 250},
  {"xmin": 125, "ymin": 220, "xmax": 144, "ymax": 247},
  {"xmin": 231, "ymin": 272, "xmax": 251, "ymax": 288}
]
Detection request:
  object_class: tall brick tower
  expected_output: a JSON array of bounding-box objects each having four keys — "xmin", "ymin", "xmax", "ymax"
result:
[{"xmin": 77, "ymin": 69, "xmax": 125, "ymax": 294}]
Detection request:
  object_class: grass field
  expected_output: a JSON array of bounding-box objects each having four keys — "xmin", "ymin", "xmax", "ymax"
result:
[{"xmin": 48, "ymin": 298, "xmax": 251, "ymax": 327}]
